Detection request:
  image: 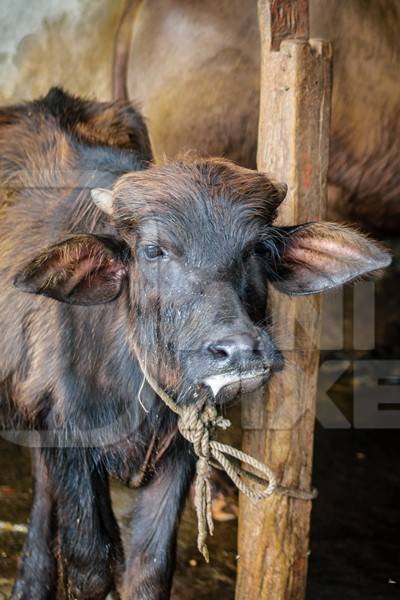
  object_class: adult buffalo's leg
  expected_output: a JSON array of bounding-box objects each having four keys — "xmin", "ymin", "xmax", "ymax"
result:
[
  {"xmin": 121, "ymin": 438, "xmax": 195, "ymax": 600},
  {"xmin": 50, "ymin": 449, "xmax": 124, "ymax": 600},
  {"xmin": 12, "ymin": 449, "xmax": 57, "ymax": 600}
]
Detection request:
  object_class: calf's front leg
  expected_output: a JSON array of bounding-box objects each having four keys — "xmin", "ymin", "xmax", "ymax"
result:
[
  {"xmin": 12, "ymin": 449, "xmax": 56, "ymax": 600},
  {"xmin": 121, "ymin": 437, "xmax": 195, "ymax": 600},
  {"xmin": 49, "ymin": 448, "xmax": 124, "ymax": 600}
]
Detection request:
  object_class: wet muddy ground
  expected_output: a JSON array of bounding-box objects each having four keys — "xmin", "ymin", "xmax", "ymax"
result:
[{"xmin": 0, "ymin": 238, "xmax": 399, "ymax": 599}]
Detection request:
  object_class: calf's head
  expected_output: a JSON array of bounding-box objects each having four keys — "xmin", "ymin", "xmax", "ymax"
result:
[{"xmin": 15, "ymin": 159, "xmax": 390, "ymax": 404}]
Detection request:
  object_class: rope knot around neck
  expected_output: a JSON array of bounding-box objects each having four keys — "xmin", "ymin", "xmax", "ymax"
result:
[
  {"xmin": 136, "ymin": 358, "xmax": 318, "ymax": 562},
  {"xmin": 178, "ymin": 402, "xmax": 212, "ymax": 457}
]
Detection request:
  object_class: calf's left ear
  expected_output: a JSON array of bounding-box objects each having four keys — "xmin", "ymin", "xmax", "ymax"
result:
[
  {"xmin": 271, "ymin": 222, "xmax": 391, "ymax": 295},
  {"xmin": 14, "ymin": 234, "xmax": 129, "ymax": 305}
]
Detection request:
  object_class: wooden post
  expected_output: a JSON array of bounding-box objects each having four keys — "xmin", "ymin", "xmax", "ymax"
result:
[{"xmin": 236, "ymin": 1, "xmax": 332, "ymax": 599}]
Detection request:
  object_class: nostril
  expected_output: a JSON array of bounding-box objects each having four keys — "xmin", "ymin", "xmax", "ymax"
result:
[
  {"xmin": 206, "ymin": 334, "xmax": 261, "ymax": 362},
  {"xmin": 207, "ymin": 342, "xmax": 230, "ymax": 360}
]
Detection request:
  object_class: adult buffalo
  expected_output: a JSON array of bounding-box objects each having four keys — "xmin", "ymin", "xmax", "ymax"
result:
[
  {"xmin": 114, "ymin": 0, "xmax": 400, "ymax": 233},
  {"xmin": 0, "ymin": 89, "xmax": 389, "ymax": 599}
]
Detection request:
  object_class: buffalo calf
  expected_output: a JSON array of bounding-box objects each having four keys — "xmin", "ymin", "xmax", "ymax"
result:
[{"xmin": 0, "ymin": 89, "xmax": 390, "ymax": 599}]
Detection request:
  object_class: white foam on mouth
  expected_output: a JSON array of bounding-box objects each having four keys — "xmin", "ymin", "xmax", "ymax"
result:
[{"xmin": 204, "ymin": 370, "xmax": 268, "ymax": 398}]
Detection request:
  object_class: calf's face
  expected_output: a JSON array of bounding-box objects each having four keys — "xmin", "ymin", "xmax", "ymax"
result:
[{"xmin": 15, "ymin": 159, "xmax": 391, "ymax": 404}]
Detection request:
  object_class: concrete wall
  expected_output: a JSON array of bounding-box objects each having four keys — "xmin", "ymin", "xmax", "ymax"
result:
[{"xmin": 0, "ymin": 0, "xmax": 125, "ymax": 105}]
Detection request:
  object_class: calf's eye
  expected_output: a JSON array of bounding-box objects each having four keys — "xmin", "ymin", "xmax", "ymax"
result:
[
  {"xmin": 143, "ymin": 244, "xmax": 166, "ymax": 260},
  {"xmin": 243, "ymin": 242, "xmax": 268, "ymax": 259}
]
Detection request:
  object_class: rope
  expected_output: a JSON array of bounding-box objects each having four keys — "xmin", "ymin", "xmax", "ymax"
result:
[{"xmin": 136, "ymin": 358, "xmax": 317, "ymax": 562}]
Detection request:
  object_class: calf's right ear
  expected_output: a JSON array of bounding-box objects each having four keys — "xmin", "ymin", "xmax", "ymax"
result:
[{"xmin": 14, "ymin": 234, "xmax": 130, "ymax": 305}]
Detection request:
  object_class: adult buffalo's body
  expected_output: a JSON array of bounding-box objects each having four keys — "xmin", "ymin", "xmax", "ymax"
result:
[
  {"xmin": 0, "ymin": 89, "xmax": 389, "ymax": 599},
  {"xmin": 115, "ymin": 0, "xmax": 400, "ymax": 233}
]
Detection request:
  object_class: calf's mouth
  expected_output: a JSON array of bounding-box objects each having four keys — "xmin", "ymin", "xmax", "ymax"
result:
[{"xmin": 203, "ymin": 368, "xmax": 271, "ymax": 400}]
